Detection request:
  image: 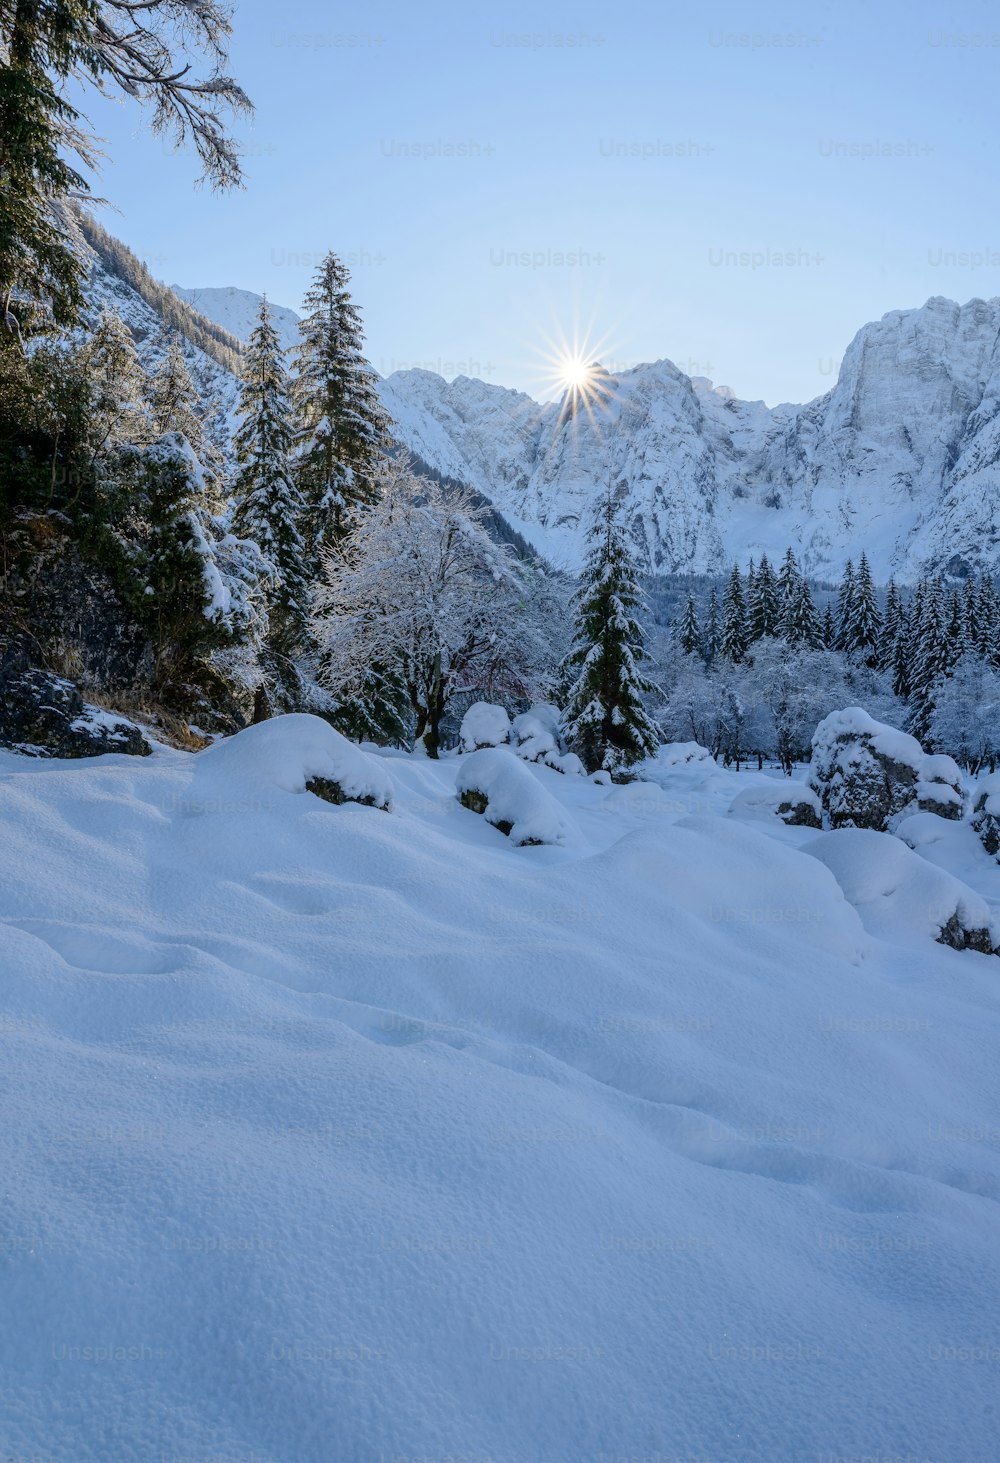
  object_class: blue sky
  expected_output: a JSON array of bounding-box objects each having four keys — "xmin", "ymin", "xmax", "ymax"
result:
[{"xmin": 78, "ymin": 0, "xmax": 1000, "ymax": 403}]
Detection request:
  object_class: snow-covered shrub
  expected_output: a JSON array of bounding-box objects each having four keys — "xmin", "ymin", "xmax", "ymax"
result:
[
  {"xmin": 460, "ymin": 702, "xmax": 512, "ymax": 753},
  {"xmin": 728, "ymin": 781, "xmax": 822, "ymax": 829},
  {"xmin": 972, "ymin": 773, "xmax": 1000, "ymax": 858},
  {"xmin": 456, "ymin": 749, "xmax": 572, "ymax": 846},
  {"xmin": 808, "ymin": 828, "xmax": 998, "ymax": 955},
  {"xmin": 809, "ymin": 708, "xmax": 927, "ymax": 831},
  {"xmin": 200, "ymin": 714, "xmax": 393, "ymax": 811}
]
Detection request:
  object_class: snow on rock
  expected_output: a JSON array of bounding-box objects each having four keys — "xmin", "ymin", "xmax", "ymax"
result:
[
  {"xmin": 809, "ymin": 708, "xmax": 927, "ymax": 830},
  {"xmin": 456, "ymin": 747, "xmax": 573, "ymax": 845},
  {"xmin": 510, "ymin": 712, "xmax": 557, "ymax": 762},
  {"xmin": 650, "ymin": 741, "xmax": 717, "ymax": 769},
  {"xmin": 0, "ymin": 633, "xmax": 151, "ymax": 759},
  {"xmin": 199, "ymin": 713, "xmax": 393, "ymax": 810},
  {"xmin": 807, "ymin": 828, "xmax": 999, "ymax": 953},
  {"xmin": 458, "ymin": 701, "xmax": 511, "ymax": 752},
  {"xmin": 728, "ymin": 780, "xmax": 822, "ymax": 829},
  {"xmin": 917, "ymin": 753, "xmax": 964, "ymax": 821},
  {"xmin": 971, "ymin": 771, "xmax": 1000, "ymax": 857}
]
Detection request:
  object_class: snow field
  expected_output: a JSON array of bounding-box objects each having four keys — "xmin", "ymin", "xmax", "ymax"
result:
[{"xmin": 0, "ymin": 719, "xmax": 998, "ymax": 1461}]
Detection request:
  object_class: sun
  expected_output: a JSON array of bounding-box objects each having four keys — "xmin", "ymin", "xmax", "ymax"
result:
[{"xmin": 558, "ymin": 357, "xmax": 594, "ymax": 393}]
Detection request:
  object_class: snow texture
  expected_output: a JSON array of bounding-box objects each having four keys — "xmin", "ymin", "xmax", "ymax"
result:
[
  {"xmin": 728, "ymin": 779, "xmax": 823, "ymax": 827},
  {"xmin": 1, "ymin": 730, "xmax": 1000, "ymax": 1460}
]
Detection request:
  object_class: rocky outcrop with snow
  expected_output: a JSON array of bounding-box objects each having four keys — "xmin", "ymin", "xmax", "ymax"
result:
[{"xmin": 809, "ymin": 709, "xmax": 962, "ymax": 831}]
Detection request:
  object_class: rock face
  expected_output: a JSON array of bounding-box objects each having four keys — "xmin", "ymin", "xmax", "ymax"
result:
[
  {"xmin": 0, "ymin": 634, "xmax": 151, "ymax": 758},
  {"xmin": 379, "ymin": 296, "xmax": 1000, "ymax": 581}
]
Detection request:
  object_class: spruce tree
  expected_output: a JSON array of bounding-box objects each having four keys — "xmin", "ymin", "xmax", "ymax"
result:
[
  {"xmin": 784, "ymin": 577, "xmax": 823, "ymax": 648},
  {"xmin": 80, "ymin": 304, "xmax": 150, "ymax": 456},
  {"xmin": 976, "ymin": 575, "xmax": 998, "ymax": 662},
  {"xmin": 747, "ymin": 552, "xmax": 780, "ymax": 640},
  {"xmin": 879, "ymin": 578, "xmax": 903, "ymax": 669},
  {"xmin": 776, "ymin": 547, "xmax": 803, "ymax": 637},
  {"xmin": 679, "ymin": 592, "xmax": 702, "ymax": 655},
  {"xmin": 845, "ymin": 550, "xmax": 881, "ymax": 664},
  {"xmin": 562, "ymin": 487, "xmax": 660, "ymax": 774},
  {"xmin": 821, "ymin": 603, "xmax": 836, "ymax": 651},
  {"xmin": 909, "ymin": 577, "xmax": 949, "ymax": 740},
  {"xmin": 233, "ymin": 297, "xmax": 308, "ymax": 633},
  {"xmin": 703, "ymin": 587, "xmax": 721, "ymax": 665},
  {"xmin": 720, "ymin": 563, "xmax": 748, "ymax": 662},
  {"xmin": 293, "ymin": 250, "xmax": 391, "ymax": 563},
  {"xmin": 835, "ymin": 559, "xmax": 856, "ymax": 651}
]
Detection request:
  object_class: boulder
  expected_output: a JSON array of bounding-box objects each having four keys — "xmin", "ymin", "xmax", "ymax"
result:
[
  {"xmin": 728, "ymin": 781, "xmax": 822, "ymax": 829},
  {"xmin": 971, "ymin": 774, "xmax": 1000, "ymax": 858},
  {"xmin": 0, "ymin": 633, "xmax": 151, "ymax": 758},
  {"xmin": 459, "ymin": 702, "xmax": 511, "ymax": 753},
  {"xmin": 456, "ymin": 748, "xmax": 573, "ymax": 847},
  {"xmin": 809, "ymin": 708, "xmax": 927, "ymax": 831}
]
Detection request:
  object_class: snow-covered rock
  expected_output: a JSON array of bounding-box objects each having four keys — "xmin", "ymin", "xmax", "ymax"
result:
[
  {"xmin": 971, "ymin": 772, "xmax": 1000, "ymax": 858},
  {"xmin": 510, "ymin": 712, "xmax": 557, "ymax": 763},
  {"xmin": 459, "ymin": 701, "xmax": 511, "ymax": 753},
  {"xmin": 456, "ymin": 748, "xmax": 572, "ymax": 845},
  {"xmin": 650, "ymin": 741, "xmax": 716, "ymax": 770},
  {"xmin": 0, "ymin": 634, "xmax": 151, "ymax": 759},
  {"xmin": 807, "ymin": 828, "xmax": 999, "ymax": 954},
  {"xmin": 809, "ymin": 709, "xmax": 927, "ymax": 831},
  {"xmin": 728, "ymin": 780, "xmax": 822, "ymax": 829},
  {"xmin": 200, "ymin": 714, "xmax": 393, "ymax": 810}
]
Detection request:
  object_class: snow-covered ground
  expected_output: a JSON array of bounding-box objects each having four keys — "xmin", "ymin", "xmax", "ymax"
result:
[{"xmin": 1, "ymin": 721, "xmax": 998, "ymax": 1462}]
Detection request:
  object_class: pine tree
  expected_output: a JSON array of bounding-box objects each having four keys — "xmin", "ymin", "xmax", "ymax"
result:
[
  {"xmin": 821, "ymin": 603, "xmax": 836, "ymax": 651},
  {"xmin": 679, "ymin": 592, "xmax": 702, "ymax": 655},
  {"xmin": 562, "ymin": 487, "xmax": 660, "ymax": 774},
  {"xmin": 844, "ymin": 551, "xmax": 881, "ymax": 664},
  {"xmin": 293, "ymin": 250, "xmax": 391, "ymax": 562},
  {"xmin": 747, "ymin": 552, "xmax": 780, "ymax": 640},
  {"xmin": 703, "ymin": 587, "xmax": 721, "ymax": 665},
  {"xmin": 720, "ymin": 563, "xmax": 748, "ymax": 662},
  {"xmin": 233, "ymin": 297, "xmax": 308, "ymax": 633}
]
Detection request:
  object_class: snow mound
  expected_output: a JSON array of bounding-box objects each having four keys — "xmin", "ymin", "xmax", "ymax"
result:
[
  {"xmin": 510, "ymin": 710, "xmax": 557, "ymax": 762},
  {"xmin": 459, "ymin": 701, "xmax": 511, "ymax": 752},
  {"xmin": 456, "ymin": 747, "xmax": 573, "ymax": 845},
  {"xmin": 199, "ymin": 713, "xmax": 394, "ymax": 810},
  {"xmin": 728, "ymin": 780, "xmax": 822, "ymax": 828},
  {"xmin": 650, "ymin": 741, "xmax": 716, "ymax": 769},
  {"xmin": 807, "ymin": 828, "xmax": 999, "ymax": 953}
]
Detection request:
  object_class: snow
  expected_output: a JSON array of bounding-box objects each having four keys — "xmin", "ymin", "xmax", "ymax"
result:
[
  {"xmin": 811, "ymin": 706, "xmax": 925, "ymax": 773},
  {"xmin": 1, "ymin": 738, "xmax": 999, "ymax": 1460},
  {"xmin": 169, "ymin": 284, "xmax": 301, "ymax": 355},
  {"xmin": 807, "ymin": 827, "xmax": 1000, "ymax": 951},
  {"xmin": 727, "ymin": 779, "xmax": 822, "ymax": 823},
  {"xmin": 198, "ymin": 713, "xmax": 395, "ymax": 809},
  {"xmin": 459, "ymin": 701, "xmax": 511, "ymax": 752},
  {"xmin": 456, "ymin": 746, "xmax": 574, "ymax": 846}
]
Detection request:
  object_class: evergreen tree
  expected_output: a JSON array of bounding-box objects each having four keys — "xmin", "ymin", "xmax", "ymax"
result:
[
  {"xmin": 961, "ymin": 575, "xmax": 980, "ymax": 657},
  {"xmin": 1, "ymin": 0, "xmax": 249, "ymax": 336},
  {"xmin": 879, "ymin": 578, "xmax": 903, "ymax": 669},
  {"xmin": 703, "ymin": 587, "xmax": 721, "ymax": 665},
  {"xmin": 976, "ymin": 575, "xmax": 999, "ymax": 662},
  {"xmin": 720, "ymin": 563, "xmax": 748, "ymax": 663},
  {"xmin": 909, "ymin": 577, "xmax": 950, "ymax": 740},
  {"xmin": 747, "ymin": 552, "xmax": 780, "ymax": 641},
  {"xmin": 820, "ymin": 603, "xmax": 836, "ymax": 651},
  {"xmin": 784, "ymin": 577, "xmax": 823, "ymax": 648},
  {"xmin": 945, "ymin": 588, "xmax": 969, "ymax": 669},
  {"xmin": 233, "ymin": 297, "xmax": 308, "ymax": 633},
  {"xmin": 844, "ymin": 550, "xmax": 881, "ymax": 664},
  {"xmin": 776, "ymin": 547, "xmax": 803, "ymax": 636},
  {"xmin": 561, "ymin": 487, "xmax": 660, "ymax": 774},
  {"xmin": 679, "ymin": 592, "xmax": 702, "ymax": 655},
  {"xmin": 80, "ymin": 304, "xmax": 150, "ymax": 457},
  {"xmin": 293, "ymin": 250, "xmax": 391, "ymax": 562},
  {"xmin": 835, "ymin": 558, "xmax": 856, "ymax": 651}
]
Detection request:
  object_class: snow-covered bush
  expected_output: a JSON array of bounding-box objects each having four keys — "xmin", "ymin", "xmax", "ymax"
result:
[
  {"xmin": 456, "ymin": 749, "xmax": 572, "ymax": 846},
  {"xmin": 200, "ymin": 714, "xmax": 393, "ymax": 811},
  {"xmin": 460, "ymin": 702, "xmax": 512, "ymax": 753},
  {"xmin": 728, "ymin": 781, "xmax": 822, "ymax": 829},
  {"xmin": 808, "ymin": 828, "xmax": 998, "ymax": 954}
]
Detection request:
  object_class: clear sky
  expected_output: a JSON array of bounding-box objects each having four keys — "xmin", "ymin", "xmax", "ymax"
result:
[{"xmin": 76, "ymin": 0, "xmax": 1000, "ymax": 404}]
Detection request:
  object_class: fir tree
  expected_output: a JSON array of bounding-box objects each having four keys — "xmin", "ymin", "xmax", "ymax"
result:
[
  {"xmin": 909, "ymin": 577, "xmax": 950, "ymax": 740},
  {"xmin": 976, "ymin": 575, "xmax": 999, "ymax": 662},
  {"xmin": 80, "ymin": 304, "xmax": 150, "ymax": 458},
  {"xmin": 720, "ymin": 563, "xmax": 748, "ymax": 663},
  {"xmin": 776, "ymin": 547, "xmax": 803, "ymax": 636},
  {"xmin": 821, "ymin": 603, "xmax": 836, "ymax": 651},
  {"xmin": 879, "ymin": 578, "xmax": 903, "ymax": 669},
  {"xmin": 747, "ymin": 552, "xmax": 780, "ymax": 640},
  {"xmin": 784, "ymin": 577, "xmax": 823, "ymax": 649},
  {"xmin": 679, "ymin": 592, "xmax": 702, "ymax": 655},
  {"xmin": 233, "ymin": 297, "xmax": 308, "ymax": 633},
  {"xmin": 293, "ymin": 250, "xmax": 391, "ymax": 562},
  {"xmin": 561, "ymin": 487, "xmax": 660, "ymax": 774}
]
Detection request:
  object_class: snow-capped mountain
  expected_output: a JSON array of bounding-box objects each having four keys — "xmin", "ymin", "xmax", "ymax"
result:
[
  {"xmin": 169, "ymin": 283, "xmax": 301, "ymax": 355},
  {"xmin": 84, "ymin": 228, "xmax": 1000, "ymax": 582},
  {"xmin": 380, "ymin": 297, "xmax": 1000, "ymax": 582}
]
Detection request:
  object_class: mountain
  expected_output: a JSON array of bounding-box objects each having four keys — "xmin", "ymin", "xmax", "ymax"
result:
[
  {"xmin": 380, "ymin": 297, "xmax": 1000, "ymax": 582},
  {"xmin": 169, "ymin": 284, "xmax": 301, "ymax": 355},
  {"xmin": 81, "ymin": 233, "xmax": 1000, "ymax": 582}
]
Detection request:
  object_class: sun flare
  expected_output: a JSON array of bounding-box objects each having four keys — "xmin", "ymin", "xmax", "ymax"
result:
[{"xmin": 558, "ymin": 356, "xmax": 594, "ymax": 393}]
